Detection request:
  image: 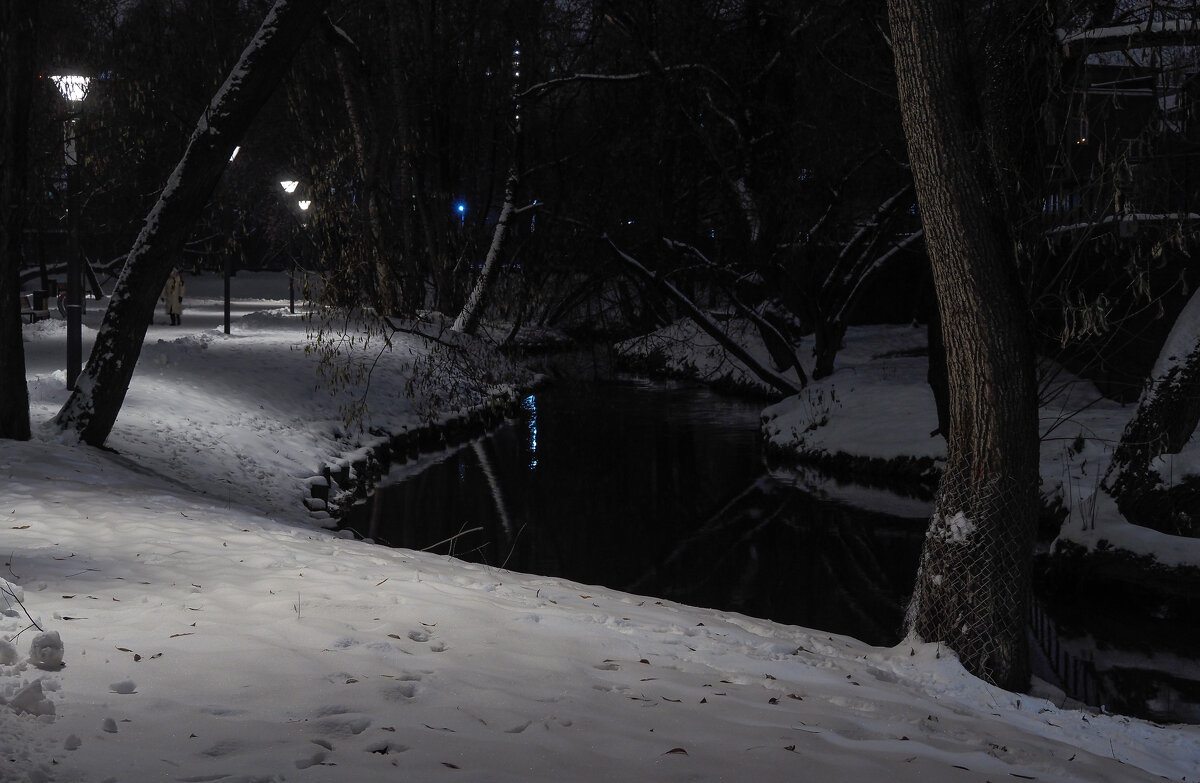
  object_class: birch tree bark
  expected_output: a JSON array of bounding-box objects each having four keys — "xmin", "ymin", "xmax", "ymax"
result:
[
  {"xmin": 888, "ymin": 0, "xmax": 1044, "ymax": 690},
  {"xmin": 0, "ymin": 2, "xmax": 35, "ymax": 441},
  {"xmin": 453, "ymin": 167, "xmax": 518, "ymax": 336},
  {"xmin": 54, "ymin": 0, "xmax": 329, "ymax": 446}
]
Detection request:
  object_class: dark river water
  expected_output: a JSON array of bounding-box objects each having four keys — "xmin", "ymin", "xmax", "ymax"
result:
[{"xmin": 345, "ymin": 376, "xmax": 1199, "ymax": 724}]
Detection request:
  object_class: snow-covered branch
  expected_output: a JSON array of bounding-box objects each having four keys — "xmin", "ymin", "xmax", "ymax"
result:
[
  {"xmin": 608, "ymin": 236, "xmax": 802, "ymax": 397},
  {"xmin": 1061, "ymin": 17, "xmax": 1200, "ymax": 54},
  {"xmin": 665, "ymin": 238, "xmax": 808, "ymax": 386},
  {"xmin": 519, "ymin": 62, "xmax": 730, "ymax": 100}
]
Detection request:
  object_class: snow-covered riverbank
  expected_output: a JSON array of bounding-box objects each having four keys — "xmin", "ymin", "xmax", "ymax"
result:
[{"xmin": 2, "ymin": 276, "xmax": 1197, "ymax": 781}]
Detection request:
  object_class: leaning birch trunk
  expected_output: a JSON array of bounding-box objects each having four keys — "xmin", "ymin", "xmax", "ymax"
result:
[
  {"xmin": 452, "ymin": 167, "xmax": 518, "ymax": 336},
  {"xmin": 54, "ymin": 0, "xmax": 329, "ymax": 447},
  {"xmin": 607, "ymin": 237, "xmax": 802, "ymax": 398},
  {"xmin": 889, "ymin": 0, "xmax": 1042, "ymax": 691},
  {"xmin": 1102, "ymin": 288, "xmax": 1200, "ymax": 533}
]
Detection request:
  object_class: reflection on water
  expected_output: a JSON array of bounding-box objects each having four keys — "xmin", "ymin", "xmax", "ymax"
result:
[
  {"xmin": 1036, "ymin": 575, "xmax": 1200, "ymax": 724},
  {"xmin": 523, "ymin": 394, "xmax": 538, "ymax": 469},
  {"xmin": 346, "ymin": 376, "xmax": 1198, "ymax": 723},
  {"xmin": 351, "ymin": 378, "xmax": 925, "ymax": 646}
]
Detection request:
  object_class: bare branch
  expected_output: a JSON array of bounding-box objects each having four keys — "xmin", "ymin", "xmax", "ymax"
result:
[
  {"xmin": 1062, "ymin": 17, "xmax": 1200, "ymax": 54},
  {"xmin": 607, "ymin": 235, "xmax": 802, "ymax": 397},
  {"xmin": 519, "ymin": 62, "xmax": 731, "ymax": 100}
]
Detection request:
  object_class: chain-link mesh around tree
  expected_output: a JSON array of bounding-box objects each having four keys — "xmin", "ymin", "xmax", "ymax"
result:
[{"xmin": 905, "ymin": 462, "xmax": 1036, "ymax": 688}]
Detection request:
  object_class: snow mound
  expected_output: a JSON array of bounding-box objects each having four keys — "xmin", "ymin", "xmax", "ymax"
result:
[
  {"xmin": 5, "ymin": 679, "xmax": 55, "ymax": 717},
  {"xmin": 28, "ymin": 632, "xmax": 63, "ymax": 670},
  {"xmin": 237, "ymin": 308, "xmax": 299, "ymax": 329}
]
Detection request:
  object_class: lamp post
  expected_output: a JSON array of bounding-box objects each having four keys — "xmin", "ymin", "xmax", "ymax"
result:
[
  {"xmin": 51, "ymin": 74, "xmax": 90, "ymax": 390},
  {"xmin": 281, "ymin": 181, "xmax": 306, "ymax": 314},
  {"xmin": 294, "ymin": 199, "xmax": 311, "ymax": 314}
]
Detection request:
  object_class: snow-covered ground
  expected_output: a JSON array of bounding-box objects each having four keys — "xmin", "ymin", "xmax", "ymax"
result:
[
  {"xmin": 2, "ymin": 274, "xmax": 1197, "ymax": 782},
  {"xmin": 758, "ymin": 322, "xmax": 1200, "ymax": 570}
]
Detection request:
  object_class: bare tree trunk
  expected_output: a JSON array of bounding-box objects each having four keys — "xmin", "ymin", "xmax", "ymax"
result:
[
  {"xmin": 321, "ymin": 15, "xmax": 398, "ymax": 314},
  {"xmin": 889, "ymin": 0, "xmax": 1043, "ymax": 691},
  {"xmin": 54, "ymin": 0, "xmax": 329, "ymax": 446},
  {"xmin": 608, "ymin": 237, "xmax": 802, "ymax": 397},
  {"xmin": 811, "ymin": 186, "xmax": 920, "ymax": 380},
  {"xmin": 453, "ymin": 167, "xmax": 518, "ymax": 335},
  {"xmin": 0, "ymin": 2, "xmax": 35, "ymax": 441}
]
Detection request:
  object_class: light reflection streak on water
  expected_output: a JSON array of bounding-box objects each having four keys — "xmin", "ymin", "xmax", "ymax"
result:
[{"xmin": 523, "ymin": 394, "xmax": 538, "ymax": 469}]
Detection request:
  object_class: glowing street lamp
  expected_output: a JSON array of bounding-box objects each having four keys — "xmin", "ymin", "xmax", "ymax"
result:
[
  {"xmin": 52, "ymin": 74, "xmax": 91, "ymax": 390},
  {"xmin": 457, "ymin": 202, "xmax": 466, "ymax": 226},
  {"xmin": 279, "ymin": 181, "xmax": 308, "ymax": 315},
  {"xmin": 50, "ymin": 74, "xmax": 90, "ymax": 102}
]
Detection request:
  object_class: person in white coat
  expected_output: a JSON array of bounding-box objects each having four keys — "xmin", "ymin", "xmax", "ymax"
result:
[{"xmin": 162, "ymin": 268, "xmax": 185, "ymax": 325}]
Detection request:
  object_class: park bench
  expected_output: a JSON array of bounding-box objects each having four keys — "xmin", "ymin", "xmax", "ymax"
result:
[{"xmin": 19, "ymin": 293, "xmax": 51, "ymax": 323}]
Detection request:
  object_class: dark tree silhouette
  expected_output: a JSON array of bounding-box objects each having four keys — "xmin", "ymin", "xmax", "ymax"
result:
[
  {"xmin": 888, "ymin": 0, "xmax": 1047, "ymax": 690},
  {"xmin": 54, "ymin": 0, "xmax": 330, "ymax": 446},
  {"xmin": 0, "ymin": 1, "xmax": 37, "ymax": 441}
]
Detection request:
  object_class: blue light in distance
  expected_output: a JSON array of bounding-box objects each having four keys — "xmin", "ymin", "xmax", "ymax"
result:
[{"xmin": 522, "ymin": 394, "xmax": 538, "ymax": 469}]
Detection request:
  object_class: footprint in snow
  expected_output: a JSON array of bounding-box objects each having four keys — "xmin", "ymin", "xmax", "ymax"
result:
[
  {"xmin": 384, "ymin": 682, "xmax": 418, "ymax": 701},
  {"xmin": 295, "ymin": 749, "xmax": 327, "ymax": 769},
  {"xmin": 314, "ymin": 706, "xmax": 372, "ymax": 737},
  {"xmin": 200, "ymin": 739, "xmax": 243, "ymax": 758}
]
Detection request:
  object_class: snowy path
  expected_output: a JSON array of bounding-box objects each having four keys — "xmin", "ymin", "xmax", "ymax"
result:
[
  {"xmin": 2, "ymin": 273, "xmax": 1196, "ymax": 781},
  {"xmin": 2, "ymin": 440, "xmax": 1190, "ymax": 782}
]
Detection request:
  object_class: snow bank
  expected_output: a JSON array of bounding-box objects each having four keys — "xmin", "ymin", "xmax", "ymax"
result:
[{"xmin": 0, "ymin": 274, "xmax": 1194, "ymax": 781}]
